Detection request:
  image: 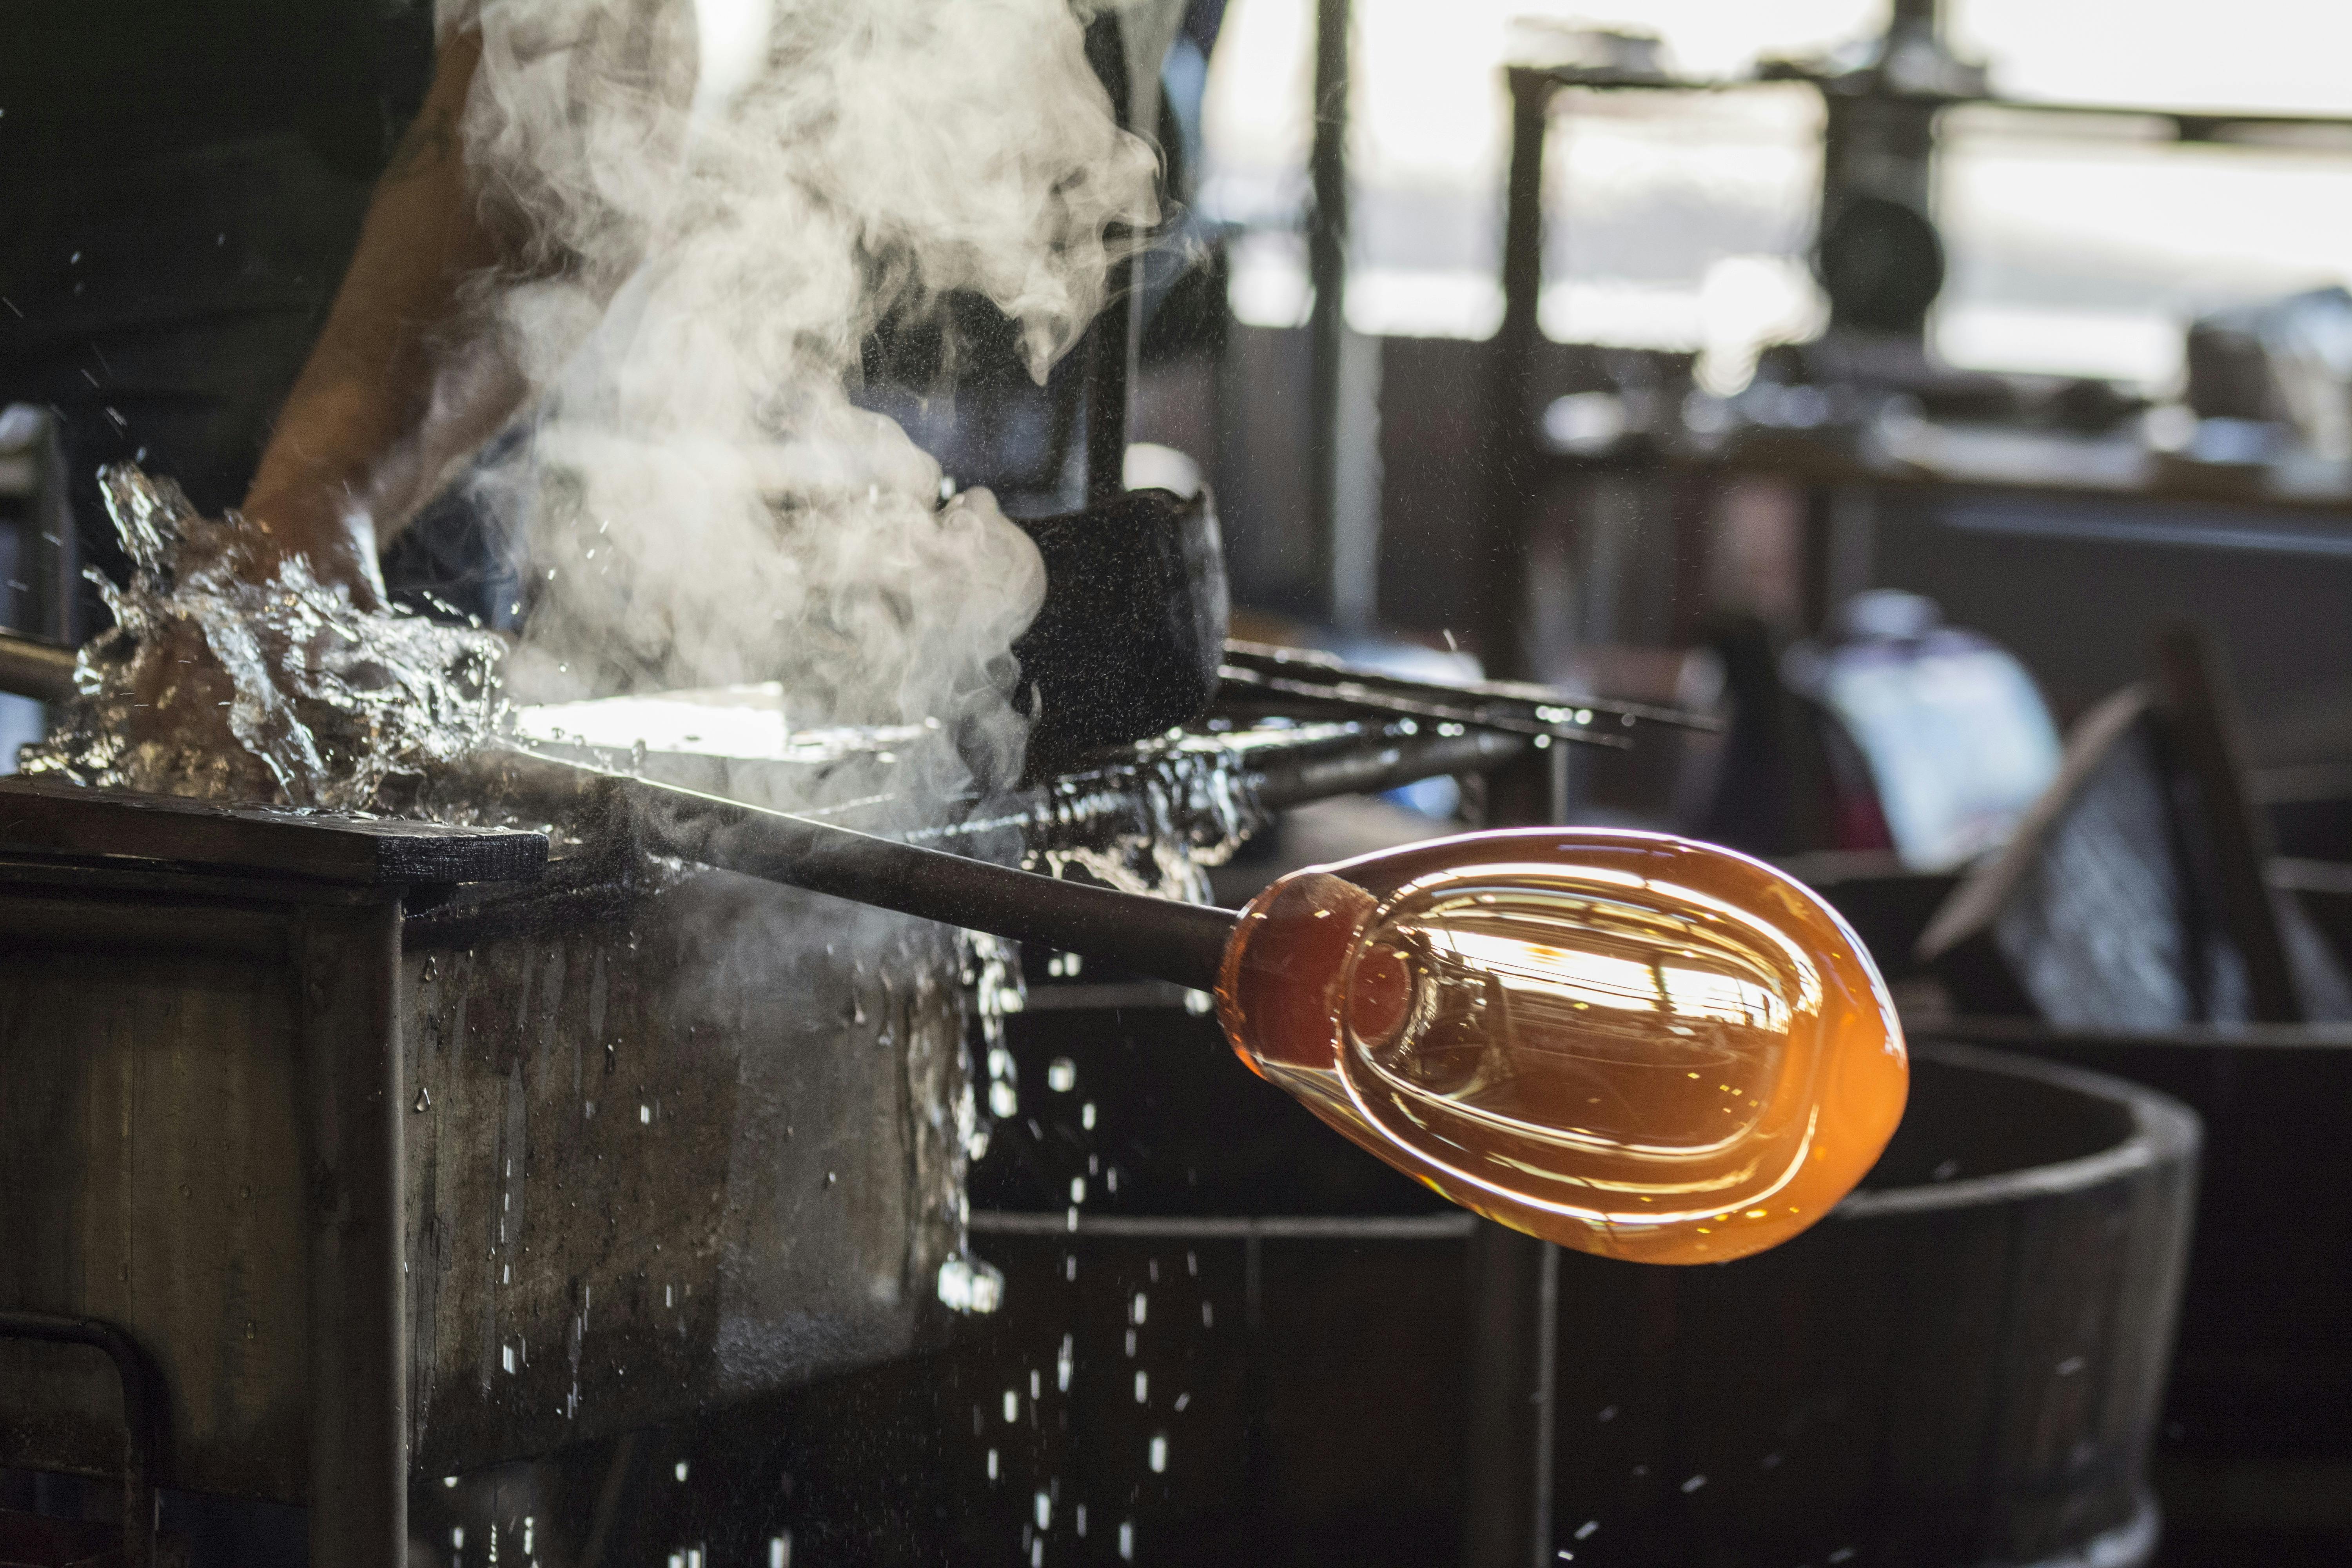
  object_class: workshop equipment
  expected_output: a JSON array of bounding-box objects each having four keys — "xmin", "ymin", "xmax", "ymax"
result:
[{"xmin": 0, "ymin": 697, "xmax": 1619, "ymax": 1567}]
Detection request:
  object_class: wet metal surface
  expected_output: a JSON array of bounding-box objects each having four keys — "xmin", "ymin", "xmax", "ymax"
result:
[{"xmin": 399, "ymin": 870, "xmax": 979, "ymax": 1476}]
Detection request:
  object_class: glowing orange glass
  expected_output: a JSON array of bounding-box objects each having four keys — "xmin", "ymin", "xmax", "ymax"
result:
[{"xmin": 1214, "ymin": 829, "xmax": 1908, "ymax": 1264}]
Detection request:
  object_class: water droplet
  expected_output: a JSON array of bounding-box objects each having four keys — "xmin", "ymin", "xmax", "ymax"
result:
[
  {"xmin": 936, "ymin": 1255, "xmax": 1003, "ymax": 1314},
  {"xmin": 674, "ymin": 1460, "xmax": 688, "ymax": 1482},
  {"xmin": 1046, "ymin": 1057, "xmax": 1076, "ymax": 1093},
  {"xmin": 414, "ymin": 1087, "xmax": 432, "ymax": 1112},
  {"xmin": 1080, "ymin": 1102, "xmax": 1096, "ymax": 1130}
]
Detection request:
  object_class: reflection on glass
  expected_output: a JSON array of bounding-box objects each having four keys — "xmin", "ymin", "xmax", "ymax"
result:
[{"xmin": 1215, "ymin": 828, "xmax": 1907, "ymax": 1263}]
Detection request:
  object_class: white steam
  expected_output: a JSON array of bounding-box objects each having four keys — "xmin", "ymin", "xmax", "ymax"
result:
[{"xmin": 452, "ymin": 0, "xmax": 1158, "ymax": 797}]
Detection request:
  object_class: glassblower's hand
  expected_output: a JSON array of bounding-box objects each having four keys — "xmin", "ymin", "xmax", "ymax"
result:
[
  {"xmin": 235, "ymin": 486, "xmax": 388, "ymax": 612},
  {"xmin": 108, "ymin": 470, "xmax": 385, "ymax": 802}
]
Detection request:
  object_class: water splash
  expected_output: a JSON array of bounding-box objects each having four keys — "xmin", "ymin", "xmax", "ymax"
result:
[
  {"xmin": 22, "ymin": 466, "xmax": 505, "ymax": 812},
  {"xmin": 932, "ymin": 928, "xmax": 1024, "ymax": 1316}
]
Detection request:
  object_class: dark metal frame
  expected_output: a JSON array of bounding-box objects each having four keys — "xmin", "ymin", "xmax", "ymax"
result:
[{"xmin": 0, "ymin": 1312, "xmax": 163, "ymax": 1568}]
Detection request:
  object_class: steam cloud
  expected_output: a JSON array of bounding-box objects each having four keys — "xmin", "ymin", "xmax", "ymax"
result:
[{"xmin": 449, "ymin": 0, "xmax": 1158, "ymax": 798}]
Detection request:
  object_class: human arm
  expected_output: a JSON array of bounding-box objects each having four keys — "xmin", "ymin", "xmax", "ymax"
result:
[{"xmin": 239, "ymin": 26, "xmax": 526, "ymax": 606}]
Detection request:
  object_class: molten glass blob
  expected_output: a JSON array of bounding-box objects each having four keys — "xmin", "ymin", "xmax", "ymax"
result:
[{"xmin": 1214, "ymin": 828, "xmax": 1907, "ymax": 1264}]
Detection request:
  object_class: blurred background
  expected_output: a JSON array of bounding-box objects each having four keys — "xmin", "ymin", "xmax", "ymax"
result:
[{"xmin": 1149, "ymin": 0, "xmax": 2352, "ymax": 833}]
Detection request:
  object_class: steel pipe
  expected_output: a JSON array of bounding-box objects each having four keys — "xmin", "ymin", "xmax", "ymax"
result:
[
  {"xmin": 0, "ymin": 628, "xmax": 75, "ymax": 704},
  {"xmin": 631, "ymin": 780, "xmax": 1237, "ymax": 991}
]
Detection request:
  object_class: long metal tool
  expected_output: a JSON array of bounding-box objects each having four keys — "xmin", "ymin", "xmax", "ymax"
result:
[
  {"xmin": 631, "ymin": 777, "xmax": 1238, "ymax": 991},
  {"xmin": 1220, "ymin": 639, "xmax": 1716, "ymax": 747},
  {"xmin": 0, "ymin": 627, "xmax": 76, "ymax": 704}
]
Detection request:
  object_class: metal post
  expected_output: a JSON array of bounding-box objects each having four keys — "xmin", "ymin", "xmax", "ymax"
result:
[
  {"xmin": 1479, "ymin": 67, "xmax": 1552, "ymax": 680},
  {"xmin": 1083, "ymin": 11, "xmax": 1140, "ymax": 509},
  {"xmin": 296, "ymin": 900, "xmax": 408, "ymax": 1568},
  {"xmin": 1461, "ymin": 741, "xmax": 1566, "ymax": 1568},
  {"xmin": 1307, "ymin": 0, "xmax": 1381, "ymax": 632}
]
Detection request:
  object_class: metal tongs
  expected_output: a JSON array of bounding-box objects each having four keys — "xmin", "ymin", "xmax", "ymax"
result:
[{"xmin": 1218, "ymin": 639, "xmax": 1717, "ymax": 749}]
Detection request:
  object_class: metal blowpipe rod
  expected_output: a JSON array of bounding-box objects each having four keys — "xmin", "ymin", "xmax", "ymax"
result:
[
  {"xmin": 0, "ymin": 628, "xmax": 76, "ymax": 704},
  {"xmin": 632, "ymin": 782, "xmax": 1238, "ymax": 991}
]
